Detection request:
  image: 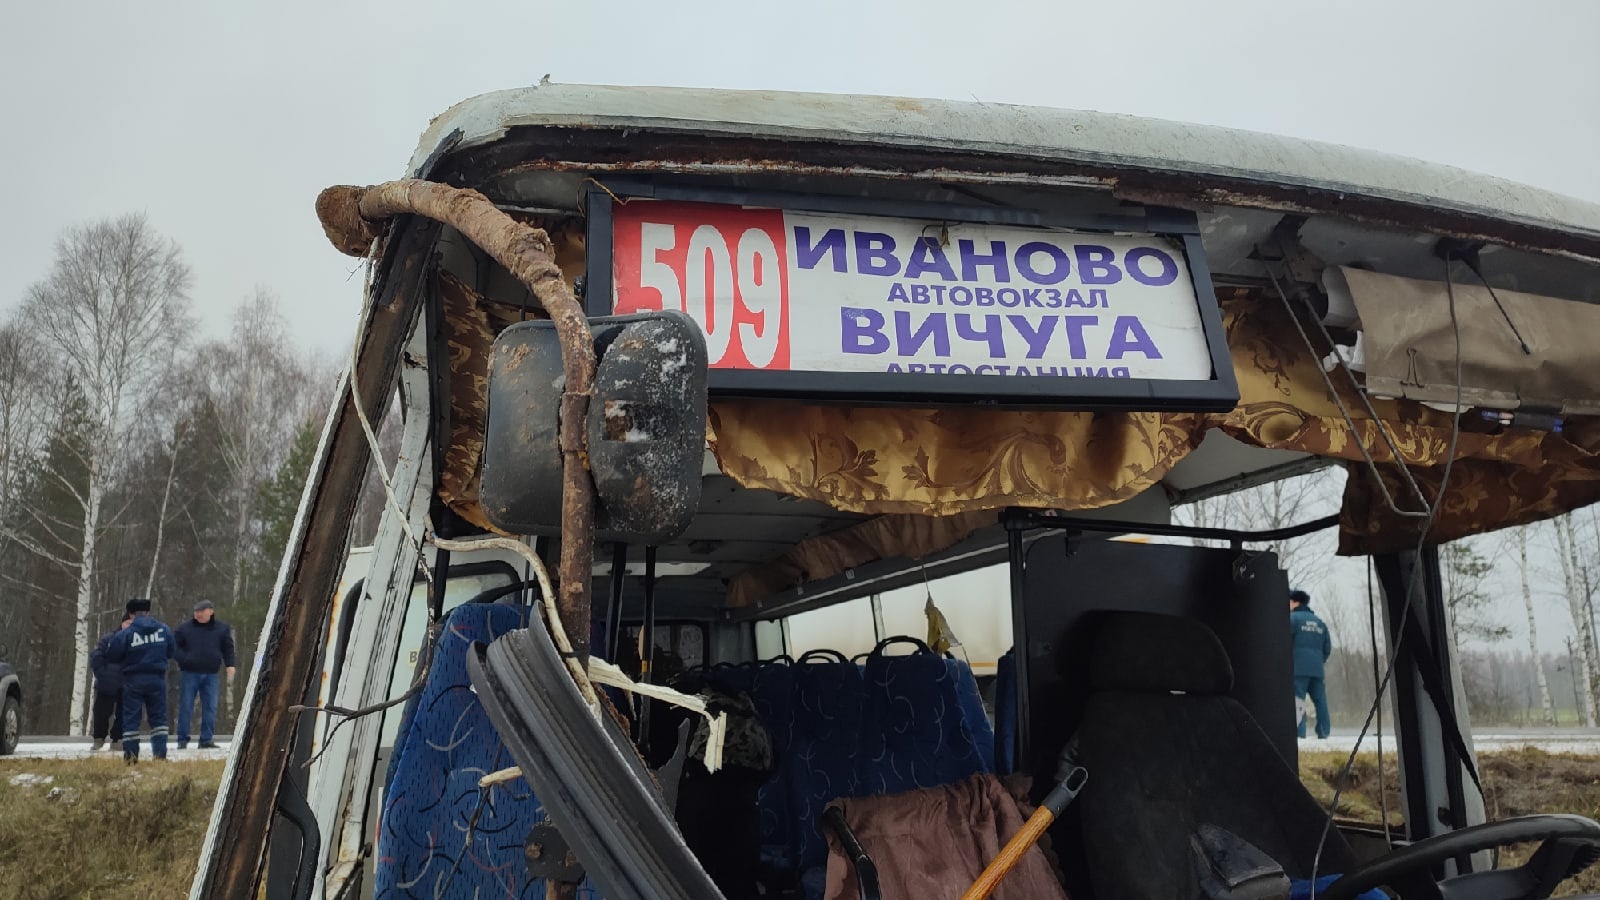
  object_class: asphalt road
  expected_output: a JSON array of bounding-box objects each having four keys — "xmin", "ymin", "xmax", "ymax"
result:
[
  {"xmin": 1305, "ymin": 727, "xmax": 1600, "ymax": 756},
  {"xmin": 10, "ymin": 736, "xmax": 233, "ymax": 760},
  {"xmin": 11, "ymin": 729, "xmax": 1598, "ymax": 760}
]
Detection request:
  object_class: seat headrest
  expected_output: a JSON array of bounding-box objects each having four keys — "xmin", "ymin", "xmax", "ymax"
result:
[{"xmin": 1089, "ymin": 612, "xmax": 1234, "ymax": 695}]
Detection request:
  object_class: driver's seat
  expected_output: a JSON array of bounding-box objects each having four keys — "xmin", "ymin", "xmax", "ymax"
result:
[{"xmin": 1072, "ymin": 611, "xmax": 1361, "ymax": 899}]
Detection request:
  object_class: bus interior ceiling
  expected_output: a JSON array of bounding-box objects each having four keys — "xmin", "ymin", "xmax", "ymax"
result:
[{"xmin": 578, "ymin": 441, "xmax": 1329, "ymax": 627}]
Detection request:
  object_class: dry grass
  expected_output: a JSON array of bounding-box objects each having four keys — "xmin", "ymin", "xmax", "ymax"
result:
[
  {"xmin": 0, "ymin": 751, "xmax": 1595, "ymax": 897},
  {"xmin": 1300, "ymin": 748, "xmax": 1600, "ymax": 896},
  {"xmin": 0, "ymin": 757, "xmax": 223, "ymax": 900},
  {"xmin": 1299, "ymin": 749, "xmax": 1407, "ymax": 823}
]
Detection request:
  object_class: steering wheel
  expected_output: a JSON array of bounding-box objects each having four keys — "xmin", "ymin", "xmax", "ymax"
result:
[{"xmin": 1318, "ymin": 814, "xmax": 1600, "ymax": 900}]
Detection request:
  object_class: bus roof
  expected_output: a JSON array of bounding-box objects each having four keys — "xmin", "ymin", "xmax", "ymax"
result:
[
  {"xmin": 408, "ymin": 82, "xmax": 1600, "ymax": 260},
  {"xmin": 375, "ymin": 80, "xmax": 1600, "ymax": 615}
]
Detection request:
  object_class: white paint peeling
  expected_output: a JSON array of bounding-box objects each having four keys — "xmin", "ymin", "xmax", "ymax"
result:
[{"xmin": 408, "ymin": 83, "xmax": 1600, "ymax": 242}]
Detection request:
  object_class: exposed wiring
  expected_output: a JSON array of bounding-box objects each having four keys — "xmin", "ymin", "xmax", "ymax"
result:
[
  {"xmin": 291, "ymin": 619, "xmax": 444, "ymax": 771},
  {"xmin": 437, "ymin": 790, "xmax": 490, "ymax": 899},
  {"xmin": 1263, "ymin": 251, "xmax": 1432, "ymax": 519},
  {"xmin": 587, "ymin": 658, "xmax": 729, "ymax": 773},
  {"xmin": 478, "ymin": 766, "xmax": 524, "ymax": 789},
  {"xmin": 428, "ymin": 533, "xmax": 600, "ymax": 710},
  {"xmin": 469, "ymin": 656, "xmax": 732, "ymax": 780},
  {"xmin": 579, "ymin": 176, "xmax": 631, "ymax": 212},
  {"xmin": 1367, "ymin": 556, "xmax": 1390, "ymax": 839},
  {"xmin": 1309, "ymin": 257, "xmax": 1467, "ymax": 896},
  {"xmin": 1458, "ymin": 253, "xmax": 1532, "ymax": 356},
  {"xmin": 347, "ymin": 251, "xmax": 433, "ymax": 586}
]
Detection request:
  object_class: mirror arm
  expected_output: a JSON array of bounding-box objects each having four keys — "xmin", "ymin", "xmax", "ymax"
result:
[{"xmin": 316, "ymin": 180, "xmax": 598, "ymax": 666}]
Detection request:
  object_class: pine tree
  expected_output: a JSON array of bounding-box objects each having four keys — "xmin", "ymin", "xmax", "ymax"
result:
[{"xmin": 218, "ymin": 418, "xmax": 320, "ymax": 721}]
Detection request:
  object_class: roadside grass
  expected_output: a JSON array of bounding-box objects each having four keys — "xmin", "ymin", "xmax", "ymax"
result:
[
  {"xmin": 0, "ymin": 757, "xmax": 223, "ymax": 900},
  {"xmin": 1301, "ymin": 748, "xmax": 1600, "ymax": 895},
  {"xmin": 1, "ymin": 750, "xmax": 1596, "ymax": 896}
]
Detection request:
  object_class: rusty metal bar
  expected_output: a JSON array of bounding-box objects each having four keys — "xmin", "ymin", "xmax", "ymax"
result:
[{"xmin": 316, "ymin": 179, "xmax": 598, "ymax": 665}]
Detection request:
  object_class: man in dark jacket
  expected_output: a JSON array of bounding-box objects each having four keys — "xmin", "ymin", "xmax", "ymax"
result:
[
  {"xmin": 88, "ymin": 612, "xmax": 133, "ymax": 751},
  {"xmin": 106, "ymin": 598, "xmax": 175, "ymax": 762},
  {"xmin": 1289, "ymin": 589, "xmax": 1333, "ymax": 739},
  {"xmin": 174, "ymin": 599, "xmax": 235, "ymax": 750}
]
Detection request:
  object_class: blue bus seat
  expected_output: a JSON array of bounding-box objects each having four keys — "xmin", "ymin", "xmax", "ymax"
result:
[{"xmin": 375, "ymin": 604, "xmax": 599, "ymax": 899}]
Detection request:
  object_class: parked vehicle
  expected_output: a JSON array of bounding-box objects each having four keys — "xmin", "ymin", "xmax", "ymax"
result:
[{"xmin": 0, "ymin": 660, "xmax": 21, "ymax": 755}]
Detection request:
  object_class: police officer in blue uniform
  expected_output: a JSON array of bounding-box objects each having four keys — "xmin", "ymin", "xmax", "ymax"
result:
[
  {"xmin": 106, "ymin": 598, "xmax": 176, "ymax": 762},
  {"xmin": 1289, "ymin": 589, "xmax": 1333, "ymax": 739},
  {"xmin": 88, "ymin": 611, "xmax": 134, "ymax": 752}
]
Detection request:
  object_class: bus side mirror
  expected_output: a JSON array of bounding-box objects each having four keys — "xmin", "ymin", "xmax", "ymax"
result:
[{"xmin": 480, "ymin": 311, "xmax": 708, "ymax": 545}]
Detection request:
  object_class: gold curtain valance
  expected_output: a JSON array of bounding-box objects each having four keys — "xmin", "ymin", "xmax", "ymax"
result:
[{"xmin": 435, "ymin": 269, "xmax": 1600, "ymax": 604}]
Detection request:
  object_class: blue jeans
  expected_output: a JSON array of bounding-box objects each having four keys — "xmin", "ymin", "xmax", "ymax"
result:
[
  {"xmin": 121, "ymin": 673, "xmax": 168, "ymax": 760},
  {"xmin": 178, "ymin": 671, "xmax": 220, "ymax": 744},
  {"xmin": 1295, "ymin": 675, "xmax": 1331, "ymax": 739}
]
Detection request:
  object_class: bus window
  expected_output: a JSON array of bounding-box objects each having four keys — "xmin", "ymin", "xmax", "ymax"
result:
[
  {"xmin": 786, "ymin": 596, "xmax": 878, "ymax": 660},
  {"xmin": 622, "ymin": 622, "xmax": 708, "ymax": 677},
  {"xmin": 754, "ymin": 618, "xmax": 787, "ymax": 661},
  {"xmin": 877, "ymin": 568, "xmax": 1013, "ymax": 676}
]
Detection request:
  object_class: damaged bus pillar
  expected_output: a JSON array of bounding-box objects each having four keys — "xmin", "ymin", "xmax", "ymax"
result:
[{"xmin": 316, "ymin": 180, "xmax": 599, "ymax": 664}]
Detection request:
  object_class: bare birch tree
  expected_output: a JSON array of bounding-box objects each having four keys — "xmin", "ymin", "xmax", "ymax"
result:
[
  {"xmin": 199, "ymin": 291, "xmax": 317, "ymax": 610},
  {"xmin": 135, "ymin": 376, "xmax": 209, "ymax": 599},
  {"xmin": 1174, "ymin": 466, "xmax": 1343, "ymax": 582},
  {"xmin": 0, "ymin": 323, "xmax": 59, "ymax": 656},
  {"xmin": 1582, "ymin": 510, "xmax": 1600, "ymax": 717},
  {"xmin": 0, "ymin": 320, "xmax": 52, "ymax": 509},
  {"xmin": 1513, "ymin": 526, "xmax": 1558, "ymax": 726},
  {"xmin": 1550, "ymin": 515, "xmax": 1599, "ymax": 725},
  {"xmin": 18, "ymin": 214, "xmax": 192, "ymax": 733},
  {"xmin": 143, "ymin": 417, "xmax": 189, "ymax": 597}
]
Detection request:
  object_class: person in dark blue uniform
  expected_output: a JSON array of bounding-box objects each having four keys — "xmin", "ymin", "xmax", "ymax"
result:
[
  {"xmin": 106, "ymin": 598, "xmax": 175, "ymax": 762},
  {"xmin": 1289, "ymin": 589, "xmax": 1333, "ymax": 739},
  {"xmin": 89, "ymin": 611, "xmax": 134, "ymax": 752}
]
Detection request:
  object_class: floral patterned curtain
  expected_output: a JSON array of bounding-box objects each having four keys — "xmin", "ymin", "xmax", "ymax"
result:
[
  {"xmin": 707, "ymin": 289, "xmax": 1600, "ymax": 559},
  {"xmin": 435, "ymin": 269, "xmax": 1600, "ymax": 605}
]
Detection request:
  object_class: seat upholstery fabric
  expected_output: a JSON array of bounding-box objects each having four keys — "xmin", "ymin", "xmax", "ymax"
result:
[
  {"xmin": 798, "ymin": 648, "xmax": 997, "ymax": 898},
  {"xmin": 858, "ymin": 650, "xmax": 990, "ymax": 798},
  {"xmin": 376, "ymin": 604, "xmax": 598, "ymax": 899},
  {"xmin": 787, "ymin": 659, "xmax": 866, "ymax": 873},
  {"xmin": 1089, "ymin": 610, "xmax": 1236, "ymax": 695},
  {"xmin": 822, "ymin": 773, "xmax": 1068, "ymax": 900},
  {"xmin": 693, "ymin": 644, "xmax": 999, "ymax": 898},
  {"xmin": 747, "ymin": 661, "xmax": 800, "ymax": 868},
  {"xmin": 993, "ymin": 647, "xmax": 1017, "ymax": 775},
  {"xmin": 1074, "ymin": 613, "xmax": 1357, "ymax": 900},
  {"xmin": 946, "ymin": 658, "xmax": 996, "ymax": 773}
]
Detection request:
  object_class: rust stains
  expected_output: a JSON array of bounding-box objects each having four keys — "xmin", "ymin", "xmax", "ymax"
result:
[
  {"xmin": 317, "ymin": 179, "xmax": 599, "ymax": 665},
  {"xmin": 427, "ymin": 127, "xmax": 1600, "ymax": 264},
  {"xmin": 315, "ymin": 186, "xmax": 381, "ymax": 256}
]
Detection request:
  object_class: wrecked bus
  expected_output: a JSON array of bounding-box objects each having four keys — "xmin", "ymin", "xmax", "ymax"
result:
[{"xmin": 194, "ymin": 83, "xmax": 1600, "ymax": 899}]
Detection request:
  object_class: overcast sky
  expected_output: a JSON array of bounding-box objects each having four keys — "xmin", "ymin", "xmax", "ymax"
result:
[
  {"xmin": 3, "ymin": 0, "xmax": 1596, "ymax": 351},
  {"xmin": 3, "ymin": 1, "xmax": 1597, "ymax": 651}
]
